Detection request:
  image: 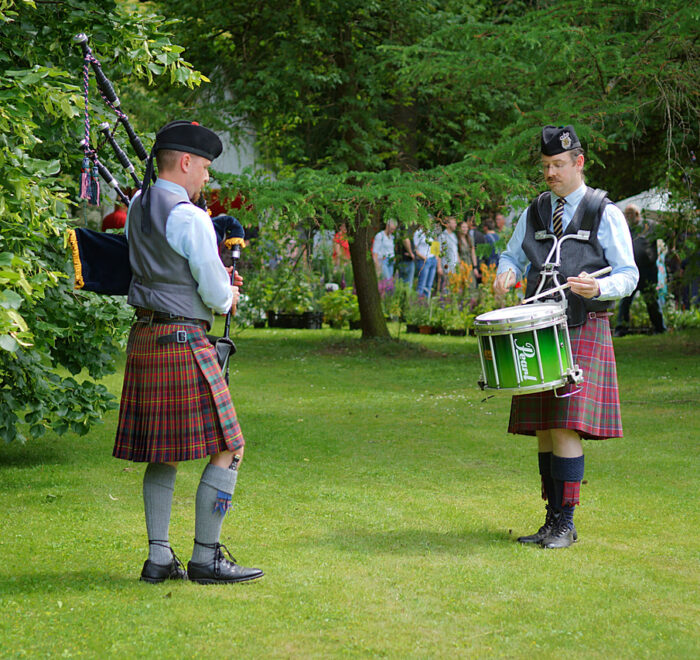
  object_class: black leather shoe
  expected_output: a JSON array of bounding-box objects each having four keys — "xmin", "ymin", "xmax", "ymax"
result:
[
  {"xmin": 517, "ymin": 505, "xmax": 557, "ymax": 544},
  {"xmin": 541, "ymin": 517, "xmax": 578, "ymax": 549},
  {"xmin": 140, "ymin": 554, "xmax": 187, "ymax": 583},
  {"xmin": 140, "ymin": 541, "xmax": 187, "ymax": 583},
  {"xmin": 187, "ymin": 541, "xmax": 264, "ymax": 584}
]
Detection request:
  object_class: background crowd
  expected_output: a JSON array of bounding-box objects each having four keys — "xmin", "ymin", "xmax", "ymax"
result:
[
  {"xmin": 97, "ymin": 197, "xmax": 697, "ymax": 334},
  {"xmin": 370, "ymin": 213, "xmax": 509, "ymax": 299}
]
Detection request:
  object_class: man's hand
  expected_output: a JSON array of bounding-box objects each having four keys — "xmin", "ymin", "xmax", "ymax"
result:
[
  {"xmin": 226, "ymin": 267, "xmax": 243, "ymax": 288},
  {"xmin": 494, "ymin": 269, "xmax": 515, "ymax": 296},
  {"xmin": 230, "ymin": 285, "xmax": 240, "ymax": 314},
  {"xmin": 567, "ymin": 271, "xmax": 600, "ymax": 299}
]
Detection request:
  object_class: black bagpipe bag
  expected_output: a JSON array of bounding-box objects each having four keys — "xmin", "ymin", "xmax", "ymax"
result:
[
  {"xmin": 67, "ymin": 227, "xmax": 131, "ymax": 295},
  {"xmin": 66, "ymin": 216, "xmax": 237, "ymax": 296}
]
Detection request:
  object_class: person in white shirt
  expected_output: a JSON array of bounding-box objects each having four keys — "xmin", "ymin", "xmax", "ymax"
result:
[
  {"xmin": 438, "ymin": 216, "xmax": 459, "ymax": 290},
  {"xmin": 413, "ymin": 221, "xmax": 441, "ymax": 297},
  {"xmin": 372, "ymin": 219, "xmax": 398, "ymax": 280}
]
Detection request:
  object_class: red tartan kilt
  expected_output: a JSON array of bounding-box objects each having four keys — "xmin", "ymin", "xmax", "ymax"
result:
[
  {"xmin": 113, "ymin": 322, "xmax": 244, "ymax": 463},
  {"xmin": 508, "ymin": 315, "xmax": 622, "ymax": 439}
]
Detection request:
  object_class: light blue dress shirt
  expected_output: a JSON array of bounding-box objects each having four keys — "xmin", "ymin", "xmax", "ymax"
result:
[
  {"xmin": 125, "ymin": 179, "xmax": 233, "ymax": 314},
  {"xmin": 497, "ymin": 183, "xmax": 638, "ymax": 300}
]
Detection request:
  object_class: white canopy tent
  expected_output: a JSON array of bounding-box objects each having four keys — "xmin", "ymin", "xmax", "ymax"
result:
[{"xmin": 615, "ymin": 188, "xmax": 677, "ymax": 219}]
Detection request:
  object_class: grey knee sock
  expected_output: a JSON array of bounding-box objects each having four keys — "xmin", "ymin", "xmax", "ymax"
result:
[
  {"xmin": 191, "ymin": 464, "xmax": 237, "ymax": 564},
  {"xmin": 143, "ymin": 463, "xmax": 177, "ymax": 565}
]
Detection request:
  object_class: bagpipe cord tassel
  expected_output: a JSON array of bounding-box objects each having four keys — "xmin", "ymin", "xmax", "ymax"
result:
[
  {"xmin": 80, "ymin": 157, "xmax": 91, "ymax": 200},
  {"xmin": 89, "ymin": 161, "xmax": 100, "ymax": 206}
]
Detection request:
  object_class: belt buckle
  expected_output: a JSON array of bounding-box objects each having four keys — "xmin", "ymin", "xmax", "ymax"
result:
[
  {"xmin": 588, "ymin": 311, "xmax": 598, "ymax": 319},
  {"xmin": 176, "ymin": 330, "xmax": 187, "ymax": 343}
]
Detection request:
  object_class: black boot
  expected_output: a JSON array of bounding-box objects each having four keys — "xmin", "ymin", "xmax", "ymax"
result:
[
  {"xmin": 517, "ymin": 505, "xmax": 557, "ymax": 544},
  {"xmin": 541, "ymin": 512, "xmax": 578, "ymax": 549},
  {"xmin": 187, "ymin": 541, "xmax": 264, "ymax": 584}
]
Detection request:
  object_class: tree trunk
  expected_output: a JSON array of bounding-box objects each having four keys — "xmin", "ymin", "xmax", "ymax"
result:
[{"xmin": 349, "ymin": 218, "xmax": 390, "ymax": 339}]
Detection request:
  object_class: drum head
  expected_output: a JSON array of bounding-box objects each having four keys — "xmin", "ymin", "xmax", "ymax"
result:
[{"xmin": 475, "ymin": 302, "xmax": 563, "ymax": 325}]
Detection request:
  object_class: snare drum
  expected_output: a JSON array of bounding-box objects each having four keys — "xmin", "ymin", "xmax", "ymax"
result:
[{"xmin": 474, "ymin": 303, "xmax": 583, "ymax": 394}]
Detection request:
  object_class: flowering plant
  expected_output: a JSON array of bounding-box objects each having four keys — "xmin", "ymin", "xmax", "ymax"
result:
[
  {"xmin": 380, "ymin": 278, "xmax": 413, "ymax": 319},
  {"xmin": 320, "ymin": 288, "xmax": 360, "ymax": 327},
  {"xmin": 403, "ymin": 295, "xmax": 431, "ymax": 325}
]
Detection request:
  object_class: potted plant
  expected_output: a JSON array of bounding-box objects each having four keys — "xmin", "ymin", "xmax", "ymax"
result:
[
  {"xmin": 404, "ymin": 296, "xmax": 431, "ymax": 333},
  {"xmin": 432, "ymin": 292, "xmax": 468, "ymax": 336},
  {"xmin": 320, "ymin": 288, "xmax": 360, "ymax": 329},
  {"xmin": 381, "ymin": 278, "xmax": 414, "ymax": 322},
  {"xmin": 443, "ymin": 303, "xmax": 467, "ymax": 336},
  {"xmin": 264, "ymin": 265, "xmax": 325, "ymax": 329}
]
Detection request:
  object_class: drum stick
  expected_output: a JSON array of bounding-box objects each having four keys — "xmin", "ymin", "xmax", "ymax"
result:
[{"xmin": 520, "ymin": 266, "xmax": 612, "ymax": 304}]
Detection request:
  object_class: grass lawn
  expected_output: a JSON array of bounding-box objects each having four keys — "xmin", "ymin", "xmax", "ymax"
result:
[{"xmin": 1, "ymin": 325, "xmax": 698, "ymax": 658}]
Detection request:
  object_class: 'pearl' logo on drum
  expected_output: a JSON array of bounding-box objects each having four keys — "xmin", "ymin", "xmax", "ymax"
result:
[{"xmin": 513, "ymin": 338, "xmax": 537, "ymax": 382}]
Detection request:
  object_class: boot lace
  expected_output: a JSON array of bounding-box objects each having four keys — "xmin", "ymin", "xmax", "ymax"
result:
[
  {"xmin": 193, "ymin": 540, "xmax": 238, "ymax": 575},
  {"xmin": 149, "ymin": 539, "xmax": 186, "ymax": 573}
]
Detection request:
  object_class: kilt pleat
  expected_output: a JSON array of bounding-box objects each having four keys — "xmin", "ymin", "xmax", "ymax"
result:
[
  {"xmin": 508, "ymin": 315, "xmax": 622, "ymax": 439},
  {"xmin": 113, "ymin": 322, "xmax": 244, "ymax": 463}
]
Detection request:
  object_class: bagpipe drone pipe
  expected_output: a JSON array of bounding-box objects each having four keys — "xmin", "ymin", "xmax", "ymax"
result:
[{"xmin": 67, "ymin": 34, "xmax": 245, "ymax": 372}]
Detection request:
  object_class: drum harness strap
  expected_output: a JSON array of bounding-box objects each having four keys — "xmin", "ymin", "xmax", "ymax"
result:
[
  {"xmin": 529, "ymin": 188, "xmax": 609, "ymax": 236},
  {"xmin": 527, "ymin": 188, "xmax": 610, "ymax": 305}
]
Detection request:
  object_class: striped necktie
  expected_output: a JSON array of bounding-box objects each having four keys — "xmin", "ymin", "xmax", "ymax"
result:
[{"xmin": 552, "ymin": 197, "xmax": 565, "ymax": 238}]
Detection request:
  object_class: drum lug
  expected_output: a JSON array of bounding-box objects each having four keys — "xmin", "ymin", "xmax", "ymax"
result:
[
  {"xmin": 567, "ymin": 366, "xmax": 584, "ymax": 385},
  {"xmin": 553, "ymin": 366, "xmax": 584, "ymax": 398}
]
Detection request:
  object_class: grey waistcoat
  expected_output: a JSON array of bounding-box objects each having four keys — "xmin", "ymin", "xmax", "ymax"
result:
[
  {"xmin": 523, "ymin": 187, "xmax": 612, "ymax": 327},
  {"xmin": 127, "ymin": 186, "xmax": 213, "ymax": 326}
]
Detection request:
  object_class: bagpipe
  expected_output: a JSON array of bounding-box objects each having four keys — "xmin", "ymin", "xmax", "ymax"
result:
[{"xmin": 68, "ymin": 34, "xmax": 245, "ymax": 379}]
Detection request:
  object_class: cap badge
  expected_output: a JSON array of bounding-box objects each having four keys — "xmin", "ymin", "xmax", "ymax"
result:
[{"xmin": 560, "ymin": 132, "xmax": 572, "ymax": 149}]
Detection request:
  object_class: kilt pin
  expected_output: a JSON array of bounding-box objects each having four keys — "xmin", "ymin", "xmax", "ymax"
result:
[
  {"xmin": 113, "ymin": 321, "xmax": 244, "ymax": 463},
  {"xmin": 508, "ymin": 314, "xmax": 621, "ymax": 440}
]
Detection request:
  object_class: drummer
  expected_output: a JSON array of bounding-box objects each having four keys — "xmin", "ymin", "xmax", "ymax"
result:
[{"xmin": 494, "ymin": 124, "xmax": 638, "ymax": 549}]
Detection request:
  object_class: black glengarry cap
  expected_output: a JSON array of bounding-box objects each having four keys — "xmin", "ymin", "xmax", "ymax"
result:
[
  {"xmin": 155, "ymin": 120, "xmax": 223, "ymax": 161},
  {"xmin": 541, "ymin": 125, "xmax": 581, "ymax": 156}
]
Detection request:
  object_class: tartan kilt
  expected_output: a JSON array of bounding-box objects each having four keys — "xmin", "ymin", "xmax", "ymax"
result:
[
  {"xmin": 113, "ymin": 321, "xmax": 244, "ymax": 463},
  {"xmin": 508, "ymin": 315, "xmax": 622, "ymax": 439}
]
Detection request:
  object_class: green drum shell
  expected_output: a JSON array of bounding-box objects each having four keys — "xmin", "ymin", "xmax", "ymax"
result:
[{"xmin": 474, "ymin": 304, "xmax": 574, "ymax": 394}]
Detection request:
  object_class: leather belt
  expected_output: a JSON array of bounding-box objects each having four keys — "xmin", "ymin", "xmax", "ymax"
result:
[
  {"xmin": 587, "ymin": 311, "xmax": 612, "ymax": 319},
  {"xmin": 156, "ymin": 329, "xmax": 194, "ymax": 346},
  {"xmin": 135, "ymin": 307, "xmax": 207, "ymax": 327}
]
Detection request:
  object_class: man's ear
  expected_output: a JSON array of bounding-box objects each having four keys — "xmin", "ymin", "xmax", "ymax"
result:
[{"xmin": 180, "ymin": 152, "xmax": 191, "ymax": 173}]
